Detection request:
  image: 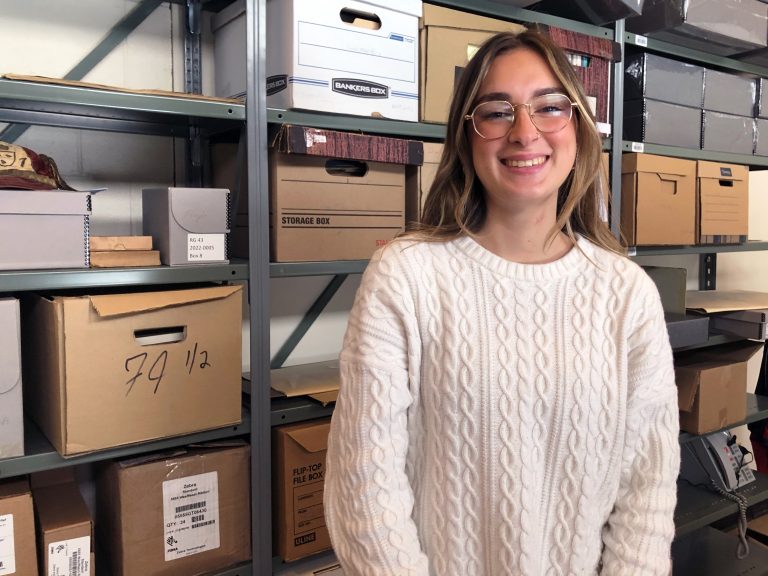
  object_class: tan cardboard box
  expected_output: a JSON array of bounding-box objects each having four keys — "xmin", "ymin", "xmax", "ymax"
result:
[
  {"xmin": 97, "ymin": 442, "xmax": 251, "ymax": 576},
  {"xmin": 696, "ymin": 161, "xmax": 749, "ymax": 244},
  {"xmin": 420, "ymin": 5, "xmax": 526, "ymax": 123},
  {"xmin": 31, "ymin": 469, "xmax": 93, "ymax": 576},
  {"xmin": 0, "ymin": 298, "xmax": 24, "ymax": 458},
  {"xmin": 675, "ymin": 341, "xmax": 764, "ymax": 434},
  {"xmin": 0, "ymin": 478, "xmax": 38, "ymax": 576},
  {"xmin": 621, "ymin": 153, "xmax": 696, "ymax": 246},
  {"xmin": 273, "ymin": 418, "xmax": 331, "ymax": 562},
  {"xmin": 269, "ymin": 125, "xmax": 422, "ymax": 262},
  {"xmin": 21, "ymin": 285, "xmax": 243, "ymax": 456}
]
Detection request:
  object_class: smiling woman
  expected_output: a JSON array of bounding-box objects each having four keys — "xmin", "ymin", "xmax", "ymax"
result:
[{"xmin": 324, "ymin": 29, "xmax": 680, "ymax": 576}]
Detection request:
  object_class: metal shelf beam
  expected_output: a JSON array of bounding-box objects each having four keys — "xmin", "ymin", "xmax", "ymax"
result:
[
  {"xmin": 629, "ymin": 242, "xmax": 768, "ymax": 257},
  {"xmin": 0, "ymin": 410, "xmax": 250, "ymax": 479},
  {"xmin": 622, "ymin": 141, "xmax": 768, "ymax": 169},
  {"xmin": 0, "ymin": 261, "xmax": 248, "ymax": 292}
]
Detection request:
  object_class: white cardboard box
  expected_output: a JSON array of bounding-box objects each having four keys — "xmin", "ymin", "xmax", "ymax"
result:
[
  {"xmin": 266, "ymin": 0, "xmax": 422, "ymax": 121},
  {"xmin": 0, "ymin": 298, "xmax": 24, "ymax": 458}
]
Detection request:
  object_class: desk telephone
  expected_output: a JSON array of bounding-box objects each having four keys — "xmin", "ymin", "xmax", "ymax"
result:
[{"xmin": 680, "ymin": 430, "xmax": 755, "ymax": 492}]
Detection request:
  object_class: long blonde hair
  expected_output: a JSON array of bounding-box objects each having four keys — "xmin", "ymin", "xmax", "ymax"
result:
[{"xmin": 409, "ymin": 29, "xmax": 623, "ymax": 254}]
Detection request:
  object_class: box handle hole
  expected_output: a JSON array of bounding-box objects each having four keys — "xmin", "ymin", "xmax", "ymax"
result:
[
  {"xmin": 339, "ymin": 8, "xmax": 381, "ymax": 30},
  {"xmin": 719, "ymin": 180, "xmax": 734, "ymax": 187},
  {"xmin": 325, "ymin": 159, "xmax": 368, "ymax": 177},
  {"xmin": 134, "ymin": 326, "xmax": 187, "ymax": 346}
]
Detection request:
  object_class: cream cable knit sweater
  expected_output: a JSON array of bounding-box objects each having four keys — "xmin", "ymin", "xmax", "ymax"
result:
[{"xmin": 325, "ymin": 235, "xmax": 680, "ymax": 576}]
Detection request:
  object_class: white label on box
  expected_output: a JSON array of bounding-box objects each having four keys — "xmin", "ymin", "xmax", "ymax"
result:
[
  {"xmin": 47, "ymin": 536, "xmax": 90, "ymax": 576},
  {"xmin": 634, "ymin": 34, "xmax": 648, "ymax": 47},
  {"xmin": 630, "ymin": 142, "xmax": 645, "ymax": 153},
  {"xmin": 0, "ymin": 514, "xmax": 15, "ymax": 575},
  {"xmin": 163, "ymin": 471, "xmax": 220, "ymax": 561},
  {"xmin": 187, "ymin": 234, "xmax": 225, "ymax": 262}
]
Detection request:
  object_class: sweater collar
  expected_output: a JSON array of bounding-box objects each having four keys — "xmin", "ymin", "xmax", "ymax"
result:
[{"xmin": 451, "ymin": 234, "xmax": 593, "ymax": 282}]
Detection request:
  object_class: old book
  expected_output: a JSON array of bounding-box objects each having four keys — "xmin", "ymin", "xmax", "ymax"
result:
[
  {"xmin": 89, "ymin": 235, "xmax": 153, "ymax": 251},
  {"xmin": 90, "ymin": 250, "xmax": 160, "ymax": 268}
]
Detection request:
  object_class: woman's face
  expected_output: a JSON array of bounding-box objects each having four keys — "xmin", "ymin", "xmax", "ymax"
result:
[{"xmin": 469, "ymin": 47, "xmax": 577, "ymax": 217}]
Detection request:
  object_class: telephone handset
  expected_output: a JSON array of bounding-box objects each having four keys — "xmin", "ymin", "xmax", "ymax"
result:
[{"xmin": 680, "ymin": 430, "xmax": 755, "ymax": 492}]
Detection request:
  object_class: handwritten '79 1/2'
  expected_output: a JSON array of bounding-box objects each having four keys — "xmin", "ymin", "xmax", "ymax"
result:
[{"xmin": 124, "ymin": 342, "xmax": 211, "ymax": 395}]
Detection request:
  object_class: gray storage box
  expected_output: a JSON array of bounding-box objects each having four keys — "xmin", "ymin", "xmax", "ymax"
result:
[
  {"xmin": 624, "ymin": 52, "xmax": 704, "ymax": 108},
  {"xmin": 624, "ymin": 99, "xmax": 702, "ymax": 149},
  {"xmin": 142, "ymin": 187, "xmax": 230, "ymax": 266},
  {"xmin": 626, "ymin": 0, "xmax": 768, "ymax": 56},
  {"xmin": 758, "ymin": 79, "xmax": 768, "ymax": 119},
  {"xmin": 703, "ymin": 69, "xmax": 756, "ymax": 117},
  {"xmin": 701, "ymin": 111, "xmax": 755, "ymax": 155},
  {"xmin": 0, "ymin": 298, "xmax": 24, "ymax": 458},
  {"xmin": 0, "ymin": 189, "xmax": 90, "ymax": 270},
  {"xmin": 530, "ymin": 0, "xmax": 644, "ymax": 25},
  {"xmin": 756, "ymin": 118, "xmax": 768, "ymax": 155}
]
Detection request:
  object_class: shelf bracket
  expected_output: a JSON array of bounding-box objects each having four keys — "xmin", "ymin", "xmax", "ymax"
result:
[
  {"xmin": 699, "ymin": 253, "xmax": 717, "ymax": 290},
  {"xmin": 270, "ymin": 274, "xmax": 348, "ymax": 369},
  {"xmin": 0, "ymin": 0, "xmax": 164, "ymax": 143}
]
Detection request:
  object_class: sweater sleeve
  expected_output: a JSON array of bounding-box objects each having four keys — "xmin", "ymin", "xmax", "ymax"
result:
[
  {"xmin": 601, "ymin": 275, "xmax": 680, "ymax": 575},
  {"xmin": 324, "ymin": 249, "xmax": 430, "ymax": 575}
]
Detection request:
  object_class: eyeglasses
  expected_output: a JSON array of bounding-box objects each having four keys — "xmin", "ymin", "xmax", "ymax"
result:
[{"xmin": 465, "ymin": 93, "xmax": 578, "ymax": 140}]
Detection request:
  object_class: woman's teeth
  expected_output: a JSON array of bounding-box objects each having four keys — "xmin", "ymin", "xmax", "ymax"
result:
[{"xmin": 505, "ymin": 156, "xmax": 546, "ymax": 167}]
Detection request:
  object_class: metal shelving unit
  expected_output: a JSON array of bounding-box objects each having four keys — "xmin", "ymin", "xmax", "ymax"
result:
[
  {"xmin": 629, "ymin": 241, "xmax": 768, "ymax": 257},
  {"xmin": 676, "ymin": 473, "xmax": 768, "ymax": 536},
  {"xmin": 0, "ymin": 410, "xmax": 250, "ymax": 479},
  {"xmin": 0, "ymin": 260, "xmax": 248, "ymax": 291}
]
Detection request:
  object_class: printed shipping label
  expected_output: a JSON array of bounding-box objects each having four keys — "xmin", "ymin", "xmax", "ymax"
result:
[
  {"xmin": 47, "ymin": 536, "xmax": 90, "ymax": 576},
  {"xmin": 187, "ymin": 234, "xmax": 225, "ymax": 262},
  {"xmin": 163, "ymin": 471, "xmax": 220, "ymax": 561},
  {"xmin": 0, "ymin": 514, "xmax": 15, "ymax": 575}
]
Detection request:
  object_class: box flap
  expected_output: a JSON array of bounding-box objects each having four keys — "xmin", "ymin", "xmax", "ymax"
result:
[
  {"xmin": 309, "ymin": 391, "xmax": 338, "ymax": 406},
  {"xmin": 696, "ymin": 161, "xmax": 749, "ymax": 182},
  {"xmin": 675, "ymin": 368, "xmax": 700, "ymax": 413},
  {"xmin": 421, "ymin": 3, "xmax": 522, "ymax": 33},
  {"xmin": 362, "ymin": 0, "xmax": 422, "ymax": 17},
  {"xmin": 0, "ymin": 189, "xmax": 91, "ymax": 215},
  {"xmin": 0, "ymin": 299, "xmax": 20, "ymax": 395},
  {"xmin": 622, "ymin": 153, "xmax": 695, "ymax": 176},
  {"xmin": 88, "ymin": 285, "xmax": 241, "ymax": 318},
  {"xmin": 169, "ymin": 187, "xmax": 230, "ymax": 234},
  {"xmin": 286, "ymin": 422, "xmax": 331, "ymax": 453},
  {"xmin": 271, "ymin": 124, "xmax": 423, "ymax": 165},
  {"xmin": 271, "ymin": 360, "xmax": 340, "ymax": 397},
  {"xmin": 687, "ymin": 290, "xmax": 768, "ymax": 313}
]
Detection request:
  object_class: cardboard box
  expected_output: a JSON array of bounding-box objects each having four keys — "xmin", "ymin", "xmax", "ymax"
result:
[
  {"xmin": 621, "ymin": 153, "xmax": 696, "ymax": 246},
  {"xmin": 31, "ymin": 470, "xmax": 93, "ymax": 576},
  {"xmin": 89, "ymin": 250, "xmax": 161, "ymax": 268},
  {"xmin": 405, "ymin": 141, "xmax": 442, "ymax": 224},
  {"xmin": 0, "ymin": 299, "xmax": 23, "ymax": 458},
  {"xmin": 0, "ymin": 478, "xmax": 38, "ymax": 576},
  {"xmin": 539, "ymin": 25, "xmax": 616, "ymax": 125},
  {"xmin": 626, "ymin": 0, "xmax": 768, "ymax": 56},
  {"xmin": 696, "ymin": 161, "xmax": 749, "ymax": 244},
  {"xmin": 624, "ymin": 52, "xmax": 704, "ymax": 108},
  {"xmin": 675, "ymin": 341, "xmax": 763, "ymax": 434},
  {"xmin": 143, "ymin": 187, "xmax": 230, "ymax": 266},
  {"xmin": 266, "ymin": 0, "xmax": 422, "ymax": 122},
  {"xmin": 0, "ymin": 190, "xmax": 91, "ymax": 270},
  {"xmin": 212, "ymin": 0, "xmax": 247, "ymax": 98},
  {"xmin": 273, "ymin": 418, "xmax": 331, "ymax": 562},
  {"xmin": 701, "ymin": 111, "xmax": 755, "ymax": 156},
  {"xmin": 269, "ymin": 125, "xmax": 422, "ymax": 262},
  {"xmin": 623, "ymin": 98, "xmax": 702, "ymax": 149},
  {"xmin": 702, "ymin": 69, "xmax": 756, "ymax": 117},
  {"xmin": 419, "ymin": 4, "xmax": 525, "ymax": 124},
  {"xmin": 97, "ymin": 442, "xmax": 251, "ymax": 576},
  {"xmin": 20, "ymin": 285, "xmax": 243, "ymax": 456}
]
